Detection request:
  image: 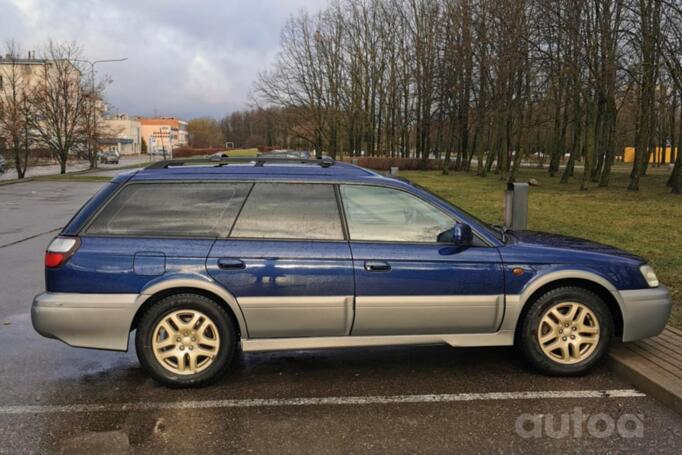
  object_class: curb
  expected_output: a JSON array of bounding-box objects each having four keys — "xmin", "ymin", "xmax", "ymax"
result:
[
  {"xmin": 0, "ymin": 166, "xmax": 93, "ymax": 186},
  {"xmin": 608, "ymin": 326, "xmax": 682, "ymax": 415},
  {"xmin": 0, "ymin": 177, "xmax": 34, "ymax": 187},
  {"xmin": 0, "ymin": 162, "xmax": 142, "ymax": 186}
]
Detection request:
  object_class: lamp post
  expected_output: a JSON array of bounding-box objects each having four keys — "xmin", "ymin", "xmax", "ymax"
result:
[{"xmin": 74, "ymin": 58, "xmax": 127, "ymax": 167}]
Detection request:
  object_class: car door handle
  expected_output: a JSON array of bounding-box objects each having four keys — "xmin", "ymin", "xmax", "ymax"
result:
[
  {"xmin": 364, "ymin": 261, "xmax": 391, "ymax": 272},
  {"xmin": 217, "ymin": 258, "xmax": 245, "ymax": 270}
]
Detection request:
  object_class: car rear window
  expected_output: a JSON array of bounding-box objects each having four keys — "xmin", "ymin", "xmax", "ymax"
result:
[
  {"xmin": 230, "ymin": 183, "xmax": 344, "ymax": 240},
  {"xmin": 85, "ymin": 182, "xmax": 251, "ymax": 237}
]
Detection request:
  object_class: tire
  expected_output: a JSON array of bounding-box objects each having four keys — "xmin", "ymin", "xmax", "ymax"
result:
[
  {"xmin": 135, "ymin": 293, "xmax": 237, "ymax": 388},
  {"xmin": 517, "ymin": 286, "xmax": 613, "ymax": 376}
]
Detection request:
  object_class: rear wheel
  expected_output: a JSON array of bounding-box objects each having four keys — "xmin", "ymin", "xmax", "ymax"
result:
[
  {"xmin": 135, "ymin": 293, "xmax": 236, "ymax": 387},
  {"xmin": 517, "ymin": 286, "xmax": 613, "ymax": 376}
]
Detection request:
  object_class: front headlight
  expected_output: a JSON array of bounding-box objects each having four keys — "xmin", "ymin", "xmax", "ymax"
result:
[{"xmin": 640, "ymin": 265, "xmax": 659, "ymax": 288}]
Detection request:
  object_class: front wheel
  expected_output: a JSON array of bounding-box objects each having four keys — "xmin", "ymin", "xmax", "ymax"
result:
[
  {"xmin": 135, "ymin": 293, "xmax": 237, "ymax": 387},
  {"xmin": 517, "ymin": 286, "xmax": 613, "ymax": 376}
]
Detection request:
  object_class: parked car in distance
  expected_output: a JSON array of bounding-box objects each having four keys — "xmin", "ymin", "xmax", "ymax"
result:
[
  {"xmin": 149, "ymin": 148, "xmax": 170, "ymax": 157},
  {"xmin": 99, "ymin": 150, "xmax": 120, "ymax": 165},
  {"xmin": 0, "ymin": 154, "xmax": 5, "ymax": 173},
  {"xmin": 258, "ymin": 150, "xmax": 311, "ymax": 159},
  {"xmin": 31, "ymin": 158, "xmax": 672, "ymax": 387},
  {"xmin": 208, "ymin": 151, "xmax": 230, "ymax": 162}
]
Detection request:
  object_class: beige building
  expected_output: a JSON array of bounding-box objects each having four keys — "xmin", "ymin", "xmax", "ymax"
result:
[
  {"xmin": 0, "ymin": 53, "xmax": 84, "ymax": 96},
  {"xmin": 138, "ymin": 117, "xmax": 189, "ymax": 156},
  {"xmin": 1, "ymin": 54, "xmax": 84, "ymax": 155},
  {"xmin": 102, "ymin": 114, "xmax": 142, "ymax": 155},
  {"xmin": 0, "ymin": 53, "xmax": 52, "ymax": 91}
]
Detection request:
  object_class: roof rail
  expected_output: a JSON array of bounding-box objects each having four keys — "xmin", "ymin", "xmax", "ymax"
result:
[{"xmin": 145, "ymin": 156, "xmax": 335, "ymax": 170}]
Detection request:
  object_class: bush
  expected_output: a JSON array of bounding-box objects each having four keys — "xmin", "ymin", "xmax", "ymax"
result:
[
  {"xmin": 171, "ymin": 147, "xmax": 227, "ymax": 158},
  {"xmin": 342, "ymin": 156, "xmax": 442, "ymax": 171}
]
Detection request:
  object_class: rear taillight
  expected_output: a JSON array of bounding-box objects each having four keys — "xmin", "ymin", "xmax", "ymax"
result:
[{"xmin": 45, "ymin": 236, "xmax": 80, "ymax": 268}]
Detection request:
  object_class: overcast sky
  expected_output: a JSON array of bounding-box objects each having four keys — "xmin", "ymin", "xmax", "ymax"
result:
[{"xmin": 1, "ymin": 0, "xmax": 328, "ymax": 119}]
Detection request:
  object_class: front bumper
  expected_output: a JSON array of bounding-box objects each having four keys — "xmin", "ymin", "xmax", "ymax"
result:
[
  {"xmin": 619, "ymin": 286, "xmax": 672, "ymax": 342},
  {"xmin": 31, "ymin": 292, "xmax": 142, "ymax": 351}
]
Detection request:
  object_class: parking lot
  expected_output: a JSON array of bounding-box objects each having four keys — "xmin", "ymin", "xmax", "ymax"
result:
[{"xmin": 0, "ymin": 178, "xmax": 680, "ymax": 454}]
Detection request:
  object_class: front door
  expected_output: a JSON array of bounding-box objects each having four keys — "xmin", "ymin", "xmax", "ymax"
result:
[
  {"xmin": 339, "ymin": 184, "xmax": 504, "ymax": 336},
  {"xmin": 207, "ymin": 182, "xmax": 354, "ymax": 338}
]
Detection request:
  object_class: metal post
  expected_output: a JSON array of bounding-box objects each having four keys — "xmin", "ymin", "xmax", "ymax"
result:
[
  {"xmin": 74, "ymin": 58, "xmax": 127, "ymax": 167},
  {"xmin": 504, "ymin": 182, "xmax": 529, "ymax": 230}
]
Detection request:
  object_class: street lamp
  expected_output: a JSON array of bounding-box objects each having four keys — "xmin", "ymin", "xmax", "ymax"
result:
[{"xmin": 74, "ymin": 58, "xmax": 128, "ymax": 167}]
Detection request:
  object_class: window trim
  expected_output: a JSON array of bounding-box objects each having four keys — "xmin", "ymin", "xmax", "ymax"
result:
[
  {"xmin": 228, "ymin": 181, "xmax": 347, "ymax": 242},
  {"xmin": 77, "ymin": 179, "xmax": 494, "ymax": 246},
  {"xmin": 80, "ymin": 180, "xmax": 254, "ymax": 240},
  {"xmin": 227, "ymin": 182, "xmax": 255, "ymax": 238},
  {"xmin": 337, "ymin": 183, "xmax": 493, "ymax": 247}
]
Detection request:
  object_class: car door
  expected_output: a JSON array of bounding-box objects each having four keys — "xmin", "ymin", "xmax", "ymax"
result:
[
  {"xmin": 339, "ymin": 184, "xmax": 504, "ymax": 336},
  {"xmin": 207, "ymin": 182, "xmax": 354, "ymax": 338}
]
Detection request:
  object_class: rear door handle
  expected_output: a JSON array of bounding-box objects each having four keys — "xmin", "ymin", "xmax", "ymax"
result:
[
  {"xmin": 364, "ymin": 261, "xmax": 391, "ymax": 272},
  {"xmin": 217, "ymin": 258, "xmax": 245, "ymax": 270}
]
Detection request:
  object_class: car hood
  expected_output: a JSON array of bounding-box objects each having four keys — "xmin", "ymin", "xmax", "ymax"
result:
[{"xmin": 507, "ymin": 230, "xmax": 645, "ymax": 263}]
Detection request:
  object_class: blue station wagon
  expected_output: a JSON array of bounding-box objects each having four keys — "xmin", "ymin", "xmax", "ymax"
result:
[{"xmin": 31, "ymin": 158, "xmax": 672, "ymax": 387}]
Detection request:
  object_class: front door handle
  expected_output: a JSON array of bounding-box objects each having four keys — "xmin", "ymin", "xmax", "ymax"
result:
[
  {"xmin": 364, "ymin": 261, "xmax": 391, "ymax": 272},
  {"xmin": 217, "ymin": 258, "xmax": 245, "ymax": 270}
]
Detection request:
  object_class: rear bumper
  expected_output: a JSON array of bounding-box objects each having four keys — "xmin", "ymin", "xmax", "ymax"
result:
[
  {"xmin": 619, "ymin": 286, "xmax": 672, "ymax": 342},
  {"xmin": 31, "ymin": 292, "xmax": 142, "ymax": 351}
]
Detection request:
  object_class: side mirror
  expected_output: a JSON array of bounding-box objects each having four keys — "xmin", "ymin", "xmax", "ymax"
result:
[{"xmin": 437, "ymin": 223, "xmax": 473, "ymax": 246}]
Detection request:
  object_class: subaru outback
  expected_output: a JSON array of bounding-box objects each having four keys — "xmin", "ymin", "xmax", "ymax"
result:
[{"xmin": 31, "ymin": 158, "xmax": 672, "ymax": 387}]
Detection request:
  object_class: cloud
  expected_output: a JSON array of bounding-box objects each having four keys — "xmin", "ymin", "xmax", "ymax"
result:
[{"xmin": 1, "ymin": 0, "xmax": 329, "ymax": 119}]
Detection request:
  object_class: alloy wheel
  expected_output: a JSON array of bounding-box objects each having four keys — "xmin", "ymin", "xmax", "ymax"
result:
[
  {"xmin": 536, "ymin": 302, "xmax": 600, "ymax": 364},
  {"xmin": 151, "ymin": 309, "xmax": 220, "ymax": 375}
]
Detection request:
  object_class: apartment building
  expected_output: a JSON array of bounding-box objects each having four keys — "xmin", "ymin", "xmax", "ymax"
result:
[{"xmin": 138, "ymin": 117, "xmax": 189, "ymax": 155}]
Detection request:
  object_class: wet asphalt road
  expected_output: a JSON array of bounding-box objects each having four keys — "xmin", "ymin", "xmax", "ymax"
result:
[{"xmin": 0, "ymin": 179, "xmax": 680, "ymax": 454}]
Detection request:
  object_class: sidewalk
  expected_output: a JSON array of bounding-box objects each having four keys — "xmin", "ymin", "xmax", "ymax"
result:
[
  {"xmin": 0, "ymin": 155, "xmax": 148, "ymax": 181},
  {"xmin": 609, "ymin": 326, "xmax": 682, "ymax": 414}
]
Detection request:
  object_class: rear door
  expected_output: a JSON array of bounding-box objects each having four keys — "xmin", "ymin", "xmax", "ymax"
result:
[
  {"xmin": 339, "ymin": 184, "xmax": 504, "ymax": 336},
  {"xmin": 207, "ymin": 182, "xmax": 354, "ymax": 338}
]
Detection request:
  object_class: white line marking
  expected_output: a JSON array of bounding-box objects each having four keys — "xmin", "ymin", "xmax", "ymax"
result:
[{"xmin": 0, "ymin": 389, "xmax": 645, "ymax": 415}]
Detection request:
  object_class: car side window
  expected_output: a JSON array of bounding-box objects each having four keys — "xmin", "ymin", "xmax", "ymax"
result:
[
  {"xmin": 231, "ymin": 183, "xmax": 344, "ymax": 240},
  {"xmin": 340, "ymin": 185, "xmax": 454, "ymax": 243},
  {"xmin": 85, "ymin": 182, "xmax": 251, "ymax": 237}
]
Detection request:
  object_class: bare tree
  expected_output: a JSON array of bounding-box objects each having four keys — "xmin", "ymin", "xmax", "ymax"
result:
[
  {"xmin": 0, "ymin": 41, "xmax": 36, "ymax": 178},
  {"xmin": 30, "ymin": 41, "xmax": 88, "ymax": 174},
  {"xmin": 188, "ymin": 117, "xmax": 224, "ymax": 148},
  {"xmin": 244, "ymin": 0, "xmax": 678, "ymax": 193},
  {"xmin": 628, "ymin": 0, "xmax": 663, "ymax": 191}
]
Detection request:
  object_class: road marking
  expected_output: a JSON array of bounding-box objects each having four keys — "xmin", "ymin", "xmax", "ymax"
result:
[
  {"xmin": 0, "ymin": 389, "xmax": 645, "ymax": 415},
  {"xmin": 0, "ymin": 228, "xmax": 61, "ymax": 249}
]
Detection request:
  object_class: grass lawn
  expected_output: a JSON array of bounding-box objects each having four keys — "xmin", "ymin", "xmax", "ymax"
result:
[
  {"xmin": 226, "ymin": 148, "xmax": 259, "ymax": 157},
  {"xmin": 402, "ymin": 166, "xmax": 682, "ymax": 329}
]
